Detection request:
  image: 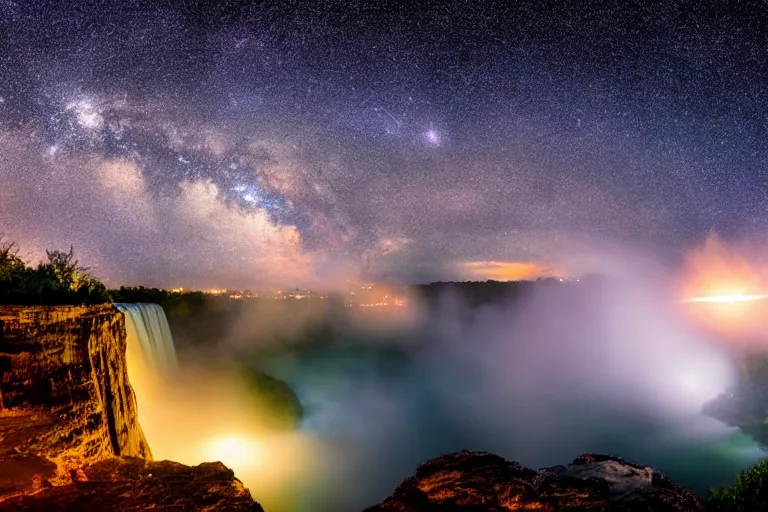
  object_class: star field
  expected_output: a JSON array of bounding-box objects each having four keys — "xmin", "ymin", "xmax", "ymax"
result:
[{"xmin": 1, "ymin": 0, "xmax": 767, "ymax": 287}]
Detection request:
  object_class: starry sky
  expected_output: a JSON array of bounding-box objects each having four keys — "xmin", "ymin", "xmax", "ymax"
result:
[{"xmin": 1, "ymin": 0, "xmax": 767, "ymax": 288}]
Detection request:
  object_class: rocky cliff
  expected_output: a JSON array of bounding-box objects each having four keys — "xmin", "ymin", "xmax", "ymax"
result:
[
  {"xmin": 0, "ymin": 305, "xmax": 151, "ymax": 487},
  {"xmin": 702, "ymin": 355, "xmax": 768, "ymax": 448},
  {"xmin": 0, "ymin": 305, "xmax": 262, "ymax": 510},
  {"xmin": 365, "ymin": 450, "xmax": 704, "ymax": 512}
]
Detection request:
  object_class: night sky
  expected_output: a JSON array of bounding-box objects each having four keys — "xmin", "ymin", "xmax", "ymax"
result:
[{"xmin": 1, "ymin": 1, "xmax": 767, "ymax": 288}]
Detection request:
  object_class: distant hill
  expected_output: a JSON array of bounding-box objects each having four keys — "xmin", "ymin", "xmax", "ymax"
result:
[{"xmin": 411, "ymin": 276, "xmax": 605, "ymax": 308}]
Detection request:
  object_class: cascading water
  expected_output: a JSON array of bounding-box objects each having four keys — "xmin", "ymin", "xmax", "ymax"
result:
[
  {"xmin": 115, "ymin": 303, "xmax": 179, "ymax": 377},
  {"xmin": 114, "ymin": 301, "xmax": 314, "ymax": 512}
]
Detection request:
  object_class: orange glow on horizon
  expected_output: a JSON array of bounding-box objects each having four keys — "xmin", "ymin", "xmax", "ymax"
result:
[
  {"xmin": 680, "ymin": 233, "xmax": 762, "ymax": 298},
  {"xmin": 461, "ymin": 260, "xmax": 553, "ymax": 281},
  {"xmin": 683, "ymin": 293, "xmax": 768, "ymax": 304},
  {"xmin": 679, "ymin": 232, "xmax": 768, "ymax": 344}
]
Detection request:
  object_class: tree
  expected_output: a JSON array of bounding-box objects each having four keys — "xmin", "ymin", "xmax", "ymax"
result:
[
  {"xmin": 45, "ymin": 246, "xmax": 85, "ymax": 290},
  {"xmin": 0, "ymin": 235, "xmax": 26, "ymax": 277},
  {"xmin": 0, "ymin": 238, "xmax": 108, "ymax": 305}
]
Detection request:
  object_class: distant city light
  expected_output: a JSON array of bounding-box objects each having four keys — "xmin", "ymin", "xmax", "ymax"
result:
[{"xmin": 164, "ymin": 282, "xmax": 406, "ymax": 308}]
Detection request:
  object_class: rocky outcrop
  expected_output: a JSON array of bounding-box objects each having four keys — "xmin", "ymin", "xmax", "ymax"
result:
[
  {"xmin": 703, "ymin": 359, "xmax": 768, "ymax": 448},
  {"xmin": 703, "ymin": 390, "xmax": 768, "ymax": 449},
  {"xmin": 365, "ymin": 450, "xmax": 704, "ymax": 512},
  {"xmin": 0, "ymin": 305, "xmax": 263, "ymax": 511},
  {"xmin": 0, "ymin": 457, "xmax": 264, "ymax": 511}
]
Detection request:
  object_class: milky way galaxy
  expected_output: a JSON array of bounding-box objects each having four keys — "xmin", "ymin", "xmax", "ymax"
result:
[{"xmin": 1, "ymin": 1, "xmax": 767, "ymax": 287}]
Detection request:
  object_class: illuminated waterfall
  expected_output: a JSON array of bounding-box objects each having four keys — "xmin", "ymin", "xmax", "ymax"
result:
[{"xmin": 115, "ymin": 303, "xmax": 179, "ymax": 377}]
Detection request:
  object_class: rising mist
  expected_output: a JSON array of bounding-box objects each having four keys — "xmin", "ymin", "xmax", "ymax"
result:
[{"xmin": 125, "ymin": 250, "xmax": 764, "ymax": 511}]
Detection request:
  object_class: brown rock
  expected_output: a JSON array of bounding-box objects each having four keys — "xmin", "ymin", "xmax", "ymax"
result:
[
  {"xmin": 0, "ymin": 457, "xmax": 264, "ymax": 511},
  {"xmin": 364, "ymin": 450, "xmax": 704, "ymax": 512},
  {"xmin": 0, "ymin": 305, "xmax": 154, "ymax": 502}
]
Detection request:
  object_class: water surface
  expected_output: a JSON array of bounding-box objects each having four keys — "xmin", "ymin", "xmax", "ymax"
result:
[{"xmin": 261, "ymin": 343, "xmax": 766, "ymax": 510}]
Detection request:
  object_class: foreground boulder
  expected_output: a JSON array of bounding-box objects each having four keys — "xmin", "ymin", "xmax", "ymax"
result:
[
  {"xmin": 0, "ymin": 410, "xmax": 264, "ymax": 510},
  {"xmin": 365, "ymin": 450, "xmax": 704, "ymax": 511},
  {"xmin": 0, "ymin": 457, "xmax": 263, "ymax": 511}
]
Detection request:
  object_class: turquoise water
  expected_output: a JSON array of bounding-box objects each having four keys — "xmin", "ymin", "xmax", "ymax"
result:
[{"xmin": 260, "ymin": 343, "xmax": 766, "ymax": 511}]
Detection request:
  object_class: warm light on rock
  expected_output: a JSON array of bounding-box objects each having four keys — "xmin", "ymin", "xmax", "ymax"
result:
[
  {"xmin": 0, "ymin": 305, "xmax": 264, "ymax": 510},
  {"xmin": 365, "ymin": 451, "xmax": 704, "ymax": 511}
]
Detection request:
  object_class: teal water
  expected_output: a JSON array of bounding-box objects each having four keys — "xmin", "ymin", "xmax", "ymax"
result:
[{"xmin": 260, "ymin": 343, "xmax": 766, "ymax": 511}]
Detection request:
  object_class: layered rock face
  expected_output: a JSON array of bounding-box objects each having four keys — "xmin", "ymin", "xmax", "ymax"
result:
[
  {"xmin": 365, "ymin": 450, "xmax": 704, "ymax": 512},
  {"xmin": 0, "ymin": 305, "xmax": 262, "ymax": 510},
  {"xmin": 0, "ymin": 305, "xmax": 151, "ymax": 490}
]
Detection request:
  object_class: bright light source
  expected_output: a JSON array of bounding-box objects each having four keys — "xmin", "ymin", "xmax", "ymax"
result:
[
  {"xmin": 680, "ymin": 372, "xmax": 703, "ymax": 393},
  {"xmin": 201, "ymin": 435, "xmax": 262, "ymax": 470}
]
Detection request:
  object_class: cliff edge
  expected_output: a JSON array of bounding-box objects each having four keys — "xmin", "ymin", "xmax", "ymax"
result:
[{"xmin": 0, "ymin": 305, "xmax": 262, "ymax": 510}]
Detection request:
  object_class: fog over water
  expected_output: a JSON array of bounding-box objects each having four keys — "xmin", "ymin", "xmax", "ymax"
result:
[
  {"xmin": 6, "ymin": 2, "xmax": 768, "ymax": 508},
  {"xmin": 246, "ymin": 275, "xmax": 766, "ymax": 510},
  {"xmin": 132, "ymin": 266, "xmax": 767, "ymax": 512}
]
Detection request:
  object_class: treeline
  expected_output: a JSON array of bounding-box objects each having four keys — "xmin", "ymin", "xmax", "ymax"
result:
[
  {"xmin": 411, "ymin": 277, "xmax": 605, "ymax": 309},
  {"xmin": 413, "ymin": 280, "xmax": 542, "ymax": 308},
  {"xmin": 0, "ymin": 236, "xmax": 109, "ymax": 305},
  {"xmin": 109, "ymin": 286, "xmax": 208, "ymax": 322}
]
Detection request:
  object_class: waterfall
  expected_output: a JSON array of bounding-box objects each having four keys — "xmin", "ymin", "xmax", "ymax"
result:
[{"xmin": 115, "ymin": 303, "xmax": 179, "ymax": 377}]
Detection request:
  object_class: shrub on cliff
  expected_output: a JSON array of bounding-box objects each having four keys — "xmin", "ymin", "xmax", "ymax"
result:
[
  {"xmin": 0, "ymin": 237, "xmax": 108, "ymax": 305},
  {"xmin": 0, "ymin": 237, "xmax": 26, "ymax": 274},
  {"xmin": 707, "ymin": 459, "xmax": 768, "ymax": 511}
]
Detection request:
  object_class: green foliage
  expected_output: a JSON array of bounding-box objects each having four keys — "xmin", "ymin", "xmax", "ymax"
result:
[
  {"xmin": 0, "ymin": 237, "xmax": 26, "ymax": 277},
  {"xmin": 239, "ymin": 368, "xmax": 303, "ymax": 431},
  {"xmin": 707, "ymin": 459, "xmax": 768, "ymax": 511},
  {"xmin": 0, "ymin": 236, "xmax": 109, "ymax": 305}
]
